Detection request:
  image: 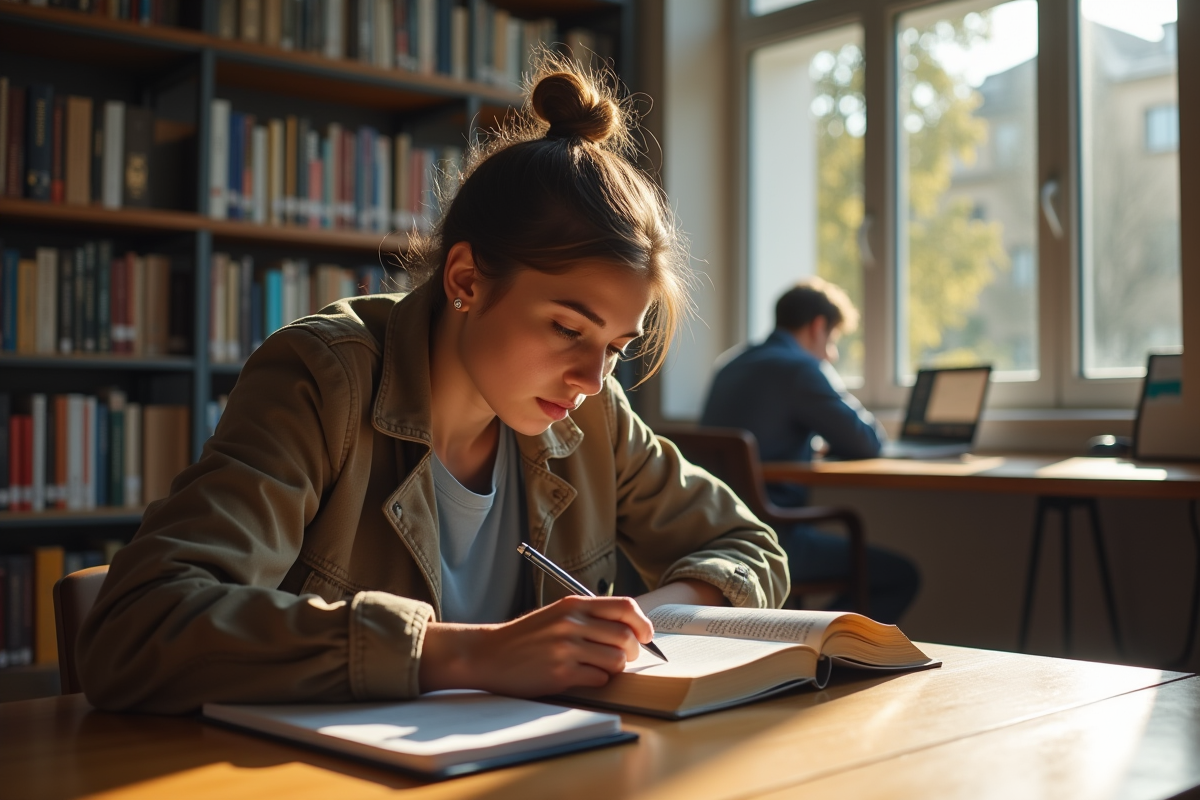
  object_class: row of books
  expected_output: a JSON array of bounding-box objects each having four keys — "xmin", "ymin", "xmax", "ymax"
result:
[
  {"xmin": 208, "ymin": 253, "xmax": 389, "ymax": 363},
  {"xmin": 1, "ymin": 544, "xmax": 124, "ymax": 669},
  {"xmin": 10, "ymin": 0, "xmax": 184, "ymax": 26},
  {"xmin": 0, "ymin": 77, "xmax": 190, "ymax": 210},
  {"xmin": 0, "ymin": 391, "xmax": 191, "ymax": 513},
  {"xmin": 213, "ymin": 0, "xmax": 586, "ymax": 91},
  {"xmin": 209, "ymin": 100, "xmax": 461, "ymax": 232},
  {"xmin": 0, "ymin": 242, "xmax": 191, "ymax": 357}
]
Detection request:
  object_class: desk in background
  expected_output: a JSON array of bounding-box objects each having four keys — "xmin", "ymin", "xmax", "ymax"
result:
[
  {"xmin": 2, "ymin": 645, "xmax": 1197, "ymax": 800},
  {"xmin": 762, "ymin": 455, "xmax": 1200, "ymax": 666}
]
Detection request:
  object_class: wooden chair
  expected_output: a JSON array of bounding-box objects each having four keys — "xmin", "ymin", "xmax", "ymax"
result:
[
  {"xmin": 657, "ymin": 425, "xmax": 869, "ymax": 614},
  {"xmin": 53, "ymin": 565, "xmax": 109, "ymax": 695}
]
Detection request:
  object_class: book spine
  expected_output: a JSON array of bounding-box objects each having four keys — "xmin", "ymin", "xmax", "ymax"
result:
[
  {"xmin": 96, "ymin": 401, "xmax": 109, "ymax": 508},
  {"xmin": 209, "ymin": 99, "xmax": 230, "ymax": 219},
  {"xmin": 102, "ymin": 101, "xmax": 124, "ymax": 209},
  {"xmin": 241, "ymin": 114, "xmax": 255, "ymax": 220},
  {"xmin": 130, "ymin": 253, "xmax": 144, "ymax": 356},
  {"xmin": 25, "ymin": 85, "xmax": 53, "ymax": 201},
  {"xmin": 265, "ymin": 268, "xmax": 282, "ymax": 335},
  {"xmin": 31, "ymin": 395, "xmax": 46, "ymax": 511},
  {"xmin": 44, "ymin": 395, "xmax": 57, "ymax": 508},
  {"xmin": 224, "ymin": 256, "xmax": 238, "ymax": 362},
  {"xmin": 82, "ymin": 241, "xmax": 97, "ymax": 352},
  {"xmin": 96, "ymin": 240, "xmax": 112, "ymax": 352},
  {"xmin": 252, "ymin": 124, "xmax": 268, "ymax": 224},
  {"xmin": 4, "ymin": 87, "xmax": 25, "ymax": 199},
  {"xmin": 83, "ymin": 395, "xmax": 97, "ymax": 510},
  {"xmin": 17, "ymin": 259, "xmax": 36, "ymax": 354},
  {"xmin": 240, "ymin": 255, "xmax": 253, "ymax": 359},
  {"xmin": 54, "ymin": 395, "xmax": 67, "ymax": 509},
  {"xmin": 210, "ymin": 252, "xmax": 226, "ymax": 362},
  {"xmin": 241, "ymin": 0, "xmax": 262, "ymax": 41},
  {"xmin": 65, "ymin": 95, "xmax": 93, "ymax": 205},
  {"xmin": 0, "ymin": 77, "xmax": 8, "ymax": 196},
  {"xmin": 90, "ymin": 101, "xmax": 104, "ymax": 204},
  {"xmin": 0, "ymin": 393, "xmax": 8, "ymax": 510},
  {"xmin": 123, "ymin": 402, "xmax": 141, "ymax": 508},
  {"xmin": 50, "ymin": 96, "xmax": 65, "ymax": 203},
  {"xmin": 109, "ymin": 403, "xmax": 124, "ymax": 507},
  {"xmin": 121, "ymin": 106, "xmax": 152, "ymax": 207},
  {"xmin": 57, "ymin": 249, "xmax": 73, "ymax": 354},
  {"xmin": 227, "ymin": 110, "xmax": 242, "ymax": 221},
  {"xmin": 35, "ymin": 248, "xmax": 57, "ymax": 355}
]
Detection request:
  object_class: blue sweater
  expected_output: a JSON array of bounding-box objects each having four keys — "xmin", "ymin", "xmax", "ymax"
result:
[{"xmin": 700, "ymin": 330, "xmax": 886, "ymax": 506}]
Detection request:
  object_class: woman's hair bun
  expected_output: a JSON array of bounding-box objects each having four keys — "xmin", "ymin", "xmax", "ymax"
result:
[{"xmin": 531, "ymin": 71, "xmax": 619, "ymax": 144}]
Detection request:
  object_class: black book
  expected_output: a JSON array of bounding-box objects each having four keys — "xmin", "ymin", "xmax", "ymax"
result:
[
  {"xmin": 168, "ymin": 257, "xmax": 193, "ymax": 355},
  {"xmin": 96, "ymin": 240, "xmax": 113, "ymax": 352},
  {"xmin": 7, "ymin": 554, "xmax": 33, "ymax": 667},
  {"xmin": 59, "ymin": 247, "xmax": 75, "ymax": 354},
  {"xmin": 83, "ymin": 242, "xmax": 97, "ymax": 351},
  {"xmin": 24, "ymin": 83, "xmax": 54, "ymax": 201},
  {"xmin": 0, "ymin": 392, "xmax": 9, "ymax": 511},
  {"xmin": 0, "ymin": 558, "xmax": 7, "ymax": 669},
  {"xmin": 122, "ymin": 106, "xmax": 153, "ymax": 208}
]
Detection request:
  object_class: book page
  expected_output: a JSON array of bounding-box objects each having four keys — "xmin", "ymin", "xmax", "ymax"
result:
[
  {"xmin": 649, "ymin": 604, "xmax": 847, "ymax": 649},
  {"xmin": 623, "ymin": 632, "xmax": 801, "ymax": 678}
]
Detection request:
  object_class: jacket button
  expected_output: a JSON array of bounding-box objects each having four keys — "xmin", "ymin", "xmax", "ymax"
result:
[
  {"xmin": 735, "ymin": 565, "xmax": 749, "ymax": 577},
  {"xmin": 598, "ymin": 578, "xmax": 611, "ymax": 596},
  {"xmin": 391, "ymin": 502, "xmax": 403, "ymax": 520}
]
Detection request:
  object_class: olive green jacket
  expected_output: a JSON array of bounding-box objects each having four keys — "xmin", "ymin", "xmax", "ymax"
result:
[{"xmin": 77, "ymin": 280, "xmax": 788, "ymax": 713}]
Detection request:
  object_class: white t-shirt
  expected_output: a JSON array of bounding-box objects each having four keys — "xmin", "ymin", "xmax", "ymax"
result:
[{"xmin": 430, "ymin": 424, "xmax": 523, "ymax": 624}]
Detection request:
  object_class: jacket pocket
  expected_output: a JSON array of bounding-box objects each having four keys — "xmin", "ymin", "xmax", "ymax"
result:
[{"xmin": 299, "ymin": 568, "xmax": 356, "ymax": 604}]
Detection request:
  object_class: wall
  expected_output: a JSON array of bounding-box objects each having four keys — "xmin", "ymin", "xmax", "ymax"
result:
[{"xmin": 659, "ymin": 0, "xmax": 733, "ymax": 419}]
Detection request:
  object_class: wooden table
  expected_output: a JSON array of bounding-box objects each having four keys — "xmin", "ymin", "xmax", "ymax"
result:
[
  {"xmin": 761, "ymin": 455, "xmax": 1200, "ymax": 500},
  {"xmin": 3, "ymin": 645, "xmax": 1198, "ymax": 800}
]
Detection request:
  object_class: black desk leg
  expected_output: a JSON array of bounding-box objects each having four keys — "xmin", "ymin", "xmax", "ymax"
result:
[
  {"xmin": 1084, "ymin": 499, "xmax": 1124, "ymax": 656},
  {"xmin": 1018, "ymin": 496, "xmax": 1123, "ymax": 658},
  {"xmin": 1018, "ymin": 498, "xmax": 1049, "ymax": 652}
]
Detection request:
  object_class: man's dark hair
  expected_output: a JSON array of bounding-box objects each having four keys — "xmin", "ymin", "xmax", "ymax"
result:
[{"xmin": 774, "ymin": 277, "xmax": 859, "ymax": 334}]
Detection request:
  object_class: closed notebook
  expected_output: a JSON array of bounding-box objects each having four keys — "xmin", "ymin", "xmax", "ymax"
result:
[{"xmin": 202, "ymin": 691, "xmax": 636, "ymax": 779}]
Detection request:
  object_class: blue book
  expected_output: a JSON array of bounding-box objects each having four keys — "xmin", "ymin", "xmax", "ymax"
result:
[
  {"xmin": 437, "ymin": 0, "xmax": 453, "ymax": 75},
  {"xmin": 250, "ymin": 279, "xmax": 263, "ymax": 351},
  {"xmin": 265, "ymin": 269, "xmax": 282, "ymax": 336},
  {"xmin": 96, "ymin": 402, "xmax": 109, "ymax": 508},
  {"xmin": 1, "ymin": 249, "xmax": 19, "ymax": 352},
  {"xmin": 227, "ymin": 111, "xmax": 242, "ymax": 220},
  {"xmin": 25, "ymin": 84, "xmax": 54, "ymax": 201}
]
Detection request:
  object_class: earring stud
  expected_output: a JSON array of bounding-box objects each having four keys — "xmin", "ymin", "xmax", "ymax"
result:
[{"xmin": 453, "ymin": 298, "xmax": 463, "ymax": 310}]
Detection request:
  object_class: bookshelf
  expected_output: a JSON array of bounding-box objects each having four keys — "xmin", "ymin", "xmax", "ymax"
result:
[{"xmin": 0, "ymin": 0, "xmax": 635, "ymax": 686}]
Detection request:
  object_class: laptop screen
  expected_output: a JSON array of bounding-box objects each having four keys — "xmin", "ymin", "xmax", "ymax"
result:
[{"xmin": 902, "ymin": 367, "xmax": 992, "ymax": 442}]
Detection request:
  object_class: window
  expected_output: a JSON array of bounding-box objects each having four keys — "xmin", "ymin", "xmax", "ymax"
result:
[
  {"xmin": 748, "ymin": 25, "xmax": 865, "ymax": 379},
  {"xmin": 896, "ymin": 0, "xmax": 1039, "ymax": 382},
  {"xmin": 1079, "ymin": 1, "xmax": 1181, "ymax": 378},
  {"xmin": 1145, "ymin": 105, "xmax": 1180, "ymax": 153},
  {"xmin": 735, "ymin": 0, "xmax": 1187, "ymax": 408},
  {"xmin": 749, "ymin": 0, "xmax": 816, "ymax": 16}
]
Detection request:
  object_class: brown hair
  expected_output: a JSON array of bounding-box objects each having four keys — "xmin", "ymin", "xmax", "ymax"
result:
[
  {"xmin": 402, "ymin": 54, "xmax": 691, "ymax": 381},
  {"xmin": 775, "ymin": 277, "xmax": 859, "ymax": 334}
]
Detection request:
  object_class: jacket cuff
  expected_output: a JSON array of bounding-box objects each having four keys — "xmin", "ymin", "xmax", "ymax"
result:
[
  {"xmin": 661, "ymin": 557, "xmax": 764, "ymax": 609},
  {"xmin": 348, "ymin": 591, "xmax": 434, "ymax": 700}
]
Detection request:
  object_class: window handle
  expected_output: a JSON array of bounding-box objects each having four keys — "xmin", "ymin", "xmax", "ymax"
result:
[
  {"xmin": 858, "ymin": 212, "xmax": 876, "ymax": 268},
  {"xmin": 1040, "ymin": 178, "xmax": 1064, "ymax": 239}
]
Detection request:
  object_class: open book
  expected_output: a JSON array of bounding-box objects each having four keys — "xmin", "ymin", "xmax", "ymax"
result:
[
  {"xmin": 203, "ymin": 691, "xmax": 635, "ymax": 779},
  {"xmin": 560, "ymin": 604, "xmax": 940, "ymax": 719}
]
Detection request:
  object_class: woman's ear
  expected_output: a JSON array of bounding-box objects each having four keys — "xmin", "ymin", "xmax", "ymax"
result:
[{"xmin": 443, "ymin": 242, "xmax": 480, "ymax": 310}]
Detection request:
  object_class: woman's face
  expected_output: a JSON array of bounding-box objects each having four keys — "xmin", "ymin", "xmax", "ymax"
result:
[{"xmin": 458, "ymin": 261, "xmax": 653, "ymax": 436}]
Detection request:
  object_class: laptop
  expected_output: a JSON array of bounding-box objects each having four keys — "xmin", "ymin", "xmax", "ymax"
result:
[{"xmin": 880, "ymin": 366, "xmax": 992, "ymax": 459}]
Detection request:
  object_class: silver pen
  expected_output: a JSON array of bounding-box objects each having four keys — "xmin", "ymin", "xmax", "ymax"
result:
[{"xmin": 517, "ymin": 542, "xmax": 668, "ymax": 662}]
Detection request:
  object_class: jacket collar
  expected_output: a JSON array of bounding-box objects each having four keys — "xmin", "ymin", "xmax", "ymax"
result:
[{"xmin": 371, "ymin": 278, "xmax": 584, "ymax": 462}]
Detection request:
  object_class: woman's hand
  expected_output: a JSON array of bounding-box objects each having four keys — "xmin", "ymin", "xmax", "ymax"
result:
[{"xmin": 418, "ymin": 595, "xmax": 655, "ymax": 696}]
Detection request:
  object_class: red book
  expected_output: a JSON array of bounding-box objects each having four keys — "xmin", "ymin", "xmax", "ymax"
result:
[
  {"xmin": 9, "ymin": 414, "xmax": 29, "ymax": 512},
  {"xmin": 5, "ymin": 86, "xmax": 25, "ymax": 199},
  {"xmin": 54, "ymin": 396, "xmax": 68, "ymax": 509},
  {"xmin": 51, "ymin": 96, "xmax": 65, "ymax": 204}
]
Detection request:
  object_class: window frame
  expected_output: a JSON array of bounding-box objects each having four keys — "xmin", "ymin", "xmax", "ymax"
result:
[{"xmin": 732, "ymin": 0, "xmax": 1192, "ymax": 411}]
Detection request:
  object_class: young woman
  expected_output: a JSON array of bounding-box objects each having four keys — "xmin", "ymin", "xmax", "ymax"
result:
[{"xmin": 78, "ymin": 61, "xmax": 788, "ymax": 713}]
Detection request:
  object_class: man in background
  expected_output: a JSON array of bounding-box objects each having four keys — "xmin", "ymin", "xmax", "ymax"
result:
[{"xmin": 701, "ymin": 277, "xmax": 919, "ymax": 623}]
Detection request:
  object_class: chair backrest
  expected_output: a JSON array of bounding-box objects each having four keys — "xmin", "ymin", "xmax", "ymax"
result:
[
  {"xmin": 53, "ymin": 565, "xmax": 109, "ymax": 695},
  {"xmin": 656, "ymin": 426, "xmax": 772, "ymax": 519}
]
